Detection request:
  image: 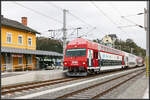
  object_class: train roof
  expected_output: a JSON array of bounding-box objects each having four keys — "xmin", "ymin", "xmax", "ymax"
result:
[
  {"xmin": 67, "ymin": 38, "xmax": 122, "ymax": 53},
  {"xmin": 68, "ymin": 38, "xmax": 89, "ymax": 45},
  {"xmin": 67, "ymin": 38, "xmax": 141, "ymax": 58}
]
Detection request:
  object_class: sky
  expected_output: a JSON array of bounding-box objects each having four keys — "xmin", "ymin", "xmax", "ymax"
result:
[{"xmin": 2, "ymin": 1, "xmax": 147, "ymax": 49}]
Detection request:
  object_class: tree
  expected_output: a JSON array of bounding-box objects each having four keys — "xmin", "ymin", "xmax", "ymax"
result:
[
  {"xmin": 36, "ymin": 37, "xmax": 63, "ymax": 53},
  {"xmin": 126, "ymin": 38, "xmax": 133, "ymax": 43},
  {"xmin": 114, "ymin": 38, "xmax": 146, "ymax": 57}
]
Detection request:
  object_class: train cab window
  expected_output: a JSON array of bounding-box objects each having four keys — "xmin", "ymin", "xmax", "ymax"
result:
[{"xmin": 66, "ymin": 48, "xmax": 86, "ymax": 57}]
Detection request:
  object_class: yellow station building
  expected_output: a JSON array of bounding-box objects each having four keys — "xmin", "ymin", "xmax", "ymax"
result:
[{"xmin": 1, "ymin": 15, "xmax": 62, "ymax": 72}]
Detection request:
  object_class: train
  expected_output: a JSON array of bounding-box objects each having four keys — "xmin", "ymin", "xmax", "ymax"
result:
[{"xmin": 63, "ymin": 38, "xmax": 144, "ymax": 76}]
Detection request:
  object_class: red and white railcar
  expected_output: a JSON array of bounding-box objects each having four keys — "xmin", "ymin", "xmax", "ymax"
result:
[
  {"xmin": 136, "ymin": 56, "xmax": 144, "ymax": 67},
  {"xmin": 63, "ymin": 38, "xmax": 142, "ymax": 76}
]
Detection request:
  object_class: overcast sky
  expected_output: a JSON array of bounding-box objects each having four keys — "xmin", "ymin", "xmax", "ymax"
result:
[{"xmin": 2, "ymin": 1, "xmax": 147, "ymax": 49}]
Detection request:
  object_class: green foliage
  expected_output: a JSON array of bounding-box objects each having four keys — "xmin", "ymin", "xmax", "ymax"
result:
[
  {"xmin": 36, "ymin": 37, "xmax": 63, "ymax": 53},
  {"xmin": 114, "ymin": 38, "xmax": 146, "ymax": 57},
  {"xmin": 93, "ymin": 38, "xmax": 146, "ymax": 57},
  {"xmin": 93, "ymin": 40, "xmax": 97, "ymax": 43}
]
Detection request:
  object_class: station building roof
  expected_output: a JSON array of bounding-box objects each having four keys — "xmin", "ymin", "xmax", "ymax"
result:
[
  {"xmin": 1, "ymin": 15, "xmax": 40, "ymax": 34},
  {"xmin": 1, "ymin": 47, "xmax": 63, "ymax": 57}
]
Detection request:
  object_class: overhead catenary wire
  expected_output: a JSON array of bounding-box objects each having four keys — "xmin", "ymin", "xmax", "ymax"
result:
[
  {"xmin": 47, "ymin": 2, "xmax": 86, "ymax": 29},
  {"xmin": 79, "ymin": 27, "xmax": 97, "ymax": 38},
  {"xmin": 13, "ymin": 2, "xmax": 63, "ymax": 24},
  {"xmin": 109, "ymin": 2, "xmax": 144, "ymax": 28},
  {"xmin": 91, "ymin": 2, "xmax": 128, "ymax": 34},
  {"xmin": 108, "ymin": 2, "xmax": 126, "ymax": 25},
  {"xmin": 46, "ymin": 2, "xmax": 106, "ymax": 40},
  {"xmin": 45, "ymin": 2, "xmax": 85, "ymax": 39},
  {"xmin": 118, "ymin": 25, "xmax": 140, "ymax": 28},
  {"xmin": 47, "ymin": 2, "xmax": 64, "ymax": 11},
  {"xmin": 108, "ymin": 2, "xmax": 145, "ymax": 41},
  {"xmin": 48, "ymin": 2, "xmax": 95, "ymax": 27},
  {"xmin": 108, "ymin": 2, "xmax": 123, "ymax": 17},
  {"xmin": 121, "ymin": 16, "xmax": 144, "ymax": 28}
]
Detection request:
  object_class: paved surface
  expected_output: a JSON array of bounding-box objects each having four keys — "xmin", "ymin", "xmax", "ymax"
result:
[
  {"xmin": 1, "ymin": 66, "xmax": 148, "ymax": 99},
  {"xmin": 1, "ymin": 68, "xmax": 67, "ymax": 86},
  {"xmin": 1, "ymin": 72, "xmax": 28, "ymax": 78},
  {"xmin": 116, "ymin": 73, "xmax": 149, "ymax": 99},
  {"xmin": 10, "ymin": 67, "xmax": 146, "ymax": 99}
]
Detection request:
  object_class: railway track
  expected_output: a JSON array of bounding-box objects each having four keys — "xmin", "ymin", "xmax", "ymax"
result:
[
  {"xmin": 1, "ymin": 66, "xmax": 143, "ymax": 96},
  {"xmin": 56, "ymin": 68, "xmax": 145, "ymax": 99}
]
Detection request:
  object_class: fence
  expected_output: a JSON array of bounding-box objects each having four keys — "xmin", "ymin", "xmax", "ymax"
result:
[
  {"xmin": 1, "ymin": 64, "xmax": 35, "ymax": 72},
  {"xmin": 1, "ymin": 64, "xmax": 63, "ymax": 73}
]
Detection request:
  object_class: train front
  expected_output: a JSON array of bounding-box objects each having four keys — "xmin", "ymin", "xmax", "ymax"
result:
[{"xmin": 63, "ymin": 38, "xmax": 88, "ymax": 76}]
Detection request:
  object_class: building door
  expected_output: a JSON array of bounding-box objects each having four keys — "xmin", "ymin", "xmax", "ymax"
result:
[{"xmin": 6, "ymin": 54, "xmax": 13, "ymax": 71}]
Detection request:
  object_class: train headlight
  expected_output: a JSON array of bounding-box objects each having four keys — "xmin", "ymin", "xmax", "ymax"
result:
[
  {"xmin": 83, "ymin": 62, "xmax": 85, "ymax": 64},
  {"xmin": 64, "ymin": 62, "xmax": 67, "ymax": 65}
]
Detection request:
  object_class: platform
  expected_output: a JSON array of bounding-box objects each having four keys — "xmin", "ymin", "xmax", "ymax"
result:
[
  {"xmin": 117, "ymin": 74, "xmax": 149, "ymax": 99},
  {"xmin": 1, "ymin": 68, "xmax": 67, "ymax": 87}
]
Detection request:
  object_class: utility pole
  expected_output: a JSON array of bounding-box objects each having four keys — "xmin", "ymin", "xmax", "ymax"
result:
[
  {"xmin": 131, "ymin": 48, "xmax": 134, "ymax": 54},
  {"xmin": 62, "ymin": 9, "xmax": 67, "ymax": 67},
  {"xmin": 145, "ymin": 1, "xmax": 149, "ymax": 77},
  {"xmin": 48, "ymin": 29, "xmax": 56, "ymax": 38},
  {"xmin": 76, "ymin": 27, "xmax": 82, "ymax": 38}
]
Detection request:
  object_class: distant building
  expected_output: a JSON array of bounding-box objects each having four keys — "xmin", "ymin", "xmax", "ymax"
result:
[
  {"xmin": 108, "ymin": 34, "xmax": 117, "ymax": 42},
  {"xmin": 101, "ymin": 34, "xmax": 117, "ymax": 48}
]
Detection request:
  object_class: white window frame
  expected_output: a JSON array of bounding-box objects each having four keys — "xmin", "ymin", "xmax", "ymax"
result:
[
  {"xmin": 28, "ymin": 37, "xmax": 32, "ymax": 46},
  {"xmin": 18, "ymin": 35, "xmax": 23, "ymax": 45},
  {"xmin": 7, "ymin": 32, "xmax": 12, "ymax": 43},
  {"xmin": 18, "ymin": 57, "xmax": 23, "ymax": 65}
]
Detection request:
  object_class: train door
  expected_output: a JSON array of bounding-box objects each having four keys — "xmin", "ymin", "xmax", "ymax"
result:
[
  {"xmin": 122, "ymin": 56, "xmax": 125, "ymax": 65},
  {"xmin": 87, "ymin": 49, "xmax": 93, "ymax": 67},
  {"xmin": 93, "ymin": 50, "xmax": 99, "ymax": 67}
]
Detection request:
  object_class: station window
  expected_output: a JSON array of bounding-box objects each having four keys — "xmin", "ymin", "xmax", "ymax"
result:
[
  {"xmin": 18, "ymin": 35, "xmax": 23, "ymax": 45},
  {"xmin": 28, "ymin": 37, "xmax": 32, "ymax": 46},
  {"xmin": 18, "ymin": 57, "xmax": 23, "ymax": 65},
  {"xmin": 7, "ymin": 32, "xmax": 12, "ymax": 43}
]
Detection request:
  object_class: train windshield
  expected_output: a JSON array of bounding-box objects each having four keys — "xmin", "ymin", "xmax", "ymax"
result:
[{"xmin": 66, "ymin": 48, "xmax": 86, "ymax": 57}]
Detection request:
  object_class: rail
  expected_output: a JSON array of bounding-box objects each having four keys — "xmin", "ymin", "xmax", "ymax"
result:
[
  {"xmin": 1, "ymin": 66, "xmax": 144, "ymax": 97},
  {"xmin": 56, "ymin": 68, "xmax": 145, "ymax": 99}
]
